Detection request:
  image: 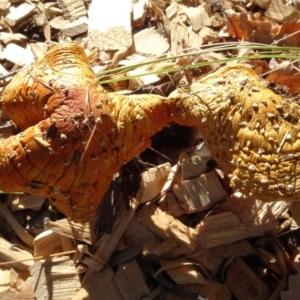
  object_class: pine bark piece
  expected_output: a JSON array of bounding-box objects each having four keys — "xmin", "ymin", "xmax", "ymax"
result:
[
  {"xmin": 173, "ymin": 170, "xmax": 227, "ymax": 213},
  {"xmin": 133, "ymin": 27, "xmax": 170, "ymax": 57},
  {"xmin": 30, "ymin": 256, "xmax": 81, "ymax": 300},
  {"xmin": 73, "ymin": 268, "xmax": 123, "ymax": 300},
  {"xmin": 5, "ymin": 3, "xmax": 35, "ymax": 26},
  {"xmin": 45, "ymin": 219, "xmax": 95, "ymax": 244},
  {"xmin": 87, "ymin": 0, "xmax": 132, "ymax": 51},
  {"xmin": 225, "ymin": 257, "xmax": 270, "ymax": 300},
  {"xmin": 0, "ymin": 236, "xmax": 33, "ymax": 270},
  {"xmin": 58, "ymin": 0, "xmax": 87, "ymax": 21},
  {"xmin": 114, "ymin": 259, "xmax": 149, "ymax": 300}
]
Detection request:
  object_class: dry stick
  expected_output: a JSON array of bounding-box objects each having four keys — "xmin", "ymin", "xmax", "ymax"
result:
[{"xmin": 0, "ymin": 250, "xmax": 76, "ymax": 267}]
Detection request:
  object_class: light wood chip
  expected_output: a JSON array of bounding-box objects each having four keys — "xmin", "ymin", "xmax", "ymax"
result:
[
  {"xmin": 0, "ymin": 236, "xmax": 33, "ymax": 270},
  {"xmin": 265, "ymin": 0, "xmax": 298, "ymax": 23},
  {"xmin": 61, "ymin": 17, "xmax": 88, "ymax": 37},
  {"xmin": 184, "ymin": 281, "xmax": 231, "ymax": 300},
  {"xmin": 82, "ymin": 198, "xmax": 138, "ymax": 284},
  {"xmin": 138, "ymin": 204, "xmax": 199, "ymax": 251},
  {"xmin": 225, "ymin": 257, "xmax": 270, "ymax": 300},
  {"xmin": 114, "ymin": 259, "xmax": 149, "ymax": 299},
  {"xmin": 133, "ymin": 27, "xmax": 170, "ymax": 57},
  {"xmin": 58, "ymin": 0, "xmax": 87, "ymax": 21},
  {"xmin": 33, "ymin": 230, "xmax": 63, "ymax": 257},
  {"xmin": 16, "ymin": 277, "xmax": 35, "ymax": 300},
  {"xmin": 87, "ymin": 0, "xmax": 132, "ymax": 51},
  {"xmin": 173, "ymin": 170, "xmax": 227, "ymax": 213},
  {"xmin": 73, "ymin": 268, "xmax": 123, "ymax": 300},
  {"xmin": 45, "ymin": 219, "xmax": 95, "ymax": 245},
  {"xmin": 30, "ymin": 256, "xmax": 81, "ymax": 300},
  {"xmin": 136, "ymin": 162, "xmax": 174, "ymax": 203},
  {"xmin": 5, "ymin": 3, "xmax": 35, "ymax": 26}
]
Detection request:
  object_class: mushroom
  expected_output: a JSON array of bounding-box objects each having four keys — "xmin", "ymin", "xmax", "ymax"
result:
[{"xmin": 1, "ymin": 43, "xmax": 300, "ymax": 222}]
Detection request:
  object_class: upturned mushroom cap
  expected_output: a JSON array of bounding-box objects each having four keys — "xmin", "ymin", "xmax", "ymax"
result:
[
  {"xmin": 1, "ymin": 44, "xmax": 300, "ymax": 222},
  {"xmin": 1, "ymin": 43, "xmax": 171, "ymax": 222},
  {"xmin": 168, "ymin": 65, "xmax": 300, "ymax": 201}
]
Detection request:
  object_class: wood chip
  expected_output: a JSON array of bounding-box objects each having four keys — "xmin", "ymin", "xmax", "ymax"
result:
[
  {"xmin": 73, "ymin": 268, "xmax": 123, "ymax": 300},
  {"xmin": 136, "ymin": 162, "xmax": 174, "ymax": 203},
  {"xmin": 194, "ymin": 211, "xmax": 246, "ymax": 248},
  {"xmin": 0, "ymin": 203, "xmax": 34, "ymax": 248},
  {"xmin": 30, "ymin": 256, "xmax": 81, "ymax": 299},
  {"xmin": 33, "ymin": 230, "xmax": 63, "ymax": 257},
  {"xmin": 133, "ymin": 27, "xmax": 170, "ymax": 57},
  {"xmin": 225, "ymin": 257, "xmax": 270, "ymax": 300},
  {"xmin": 17, "ymin": 277, "xmax": 35, "ymax": 300},
  {"xmin": 58, "ymin": 0, "xmax": 87, "ymax": 21},
  {"xmin": 0, "ymin": 0, "xmax": 9, "ymax": 11},
  {"xmin": 180, "ymin": 147, "xmax": 211, "ymax": 180},
  {"xmin": 5, "ymin": 3, "xmax": 35, "ymax": 26},
  {"xmin": 87, "ymin": 0, "xmax": 132, "ymax": 51},
  {"xmin": 114, "ymin": 259, "xmax": 149, "ymax": 299},
  {"xmin": 0, "ymin": 236, "xmax": 33, "ymax": 270},
  {"xmin": 0, "ymin": 32, "xmax": 27, "ymax": 44},
  {"xmin": 132, "ymin": 0, "xmax": 148, "ymax": 28},
  {"xmin": 138, "ymin": 204, "xmax": 199, "ymax": 251},
  {"xmin": 127, "ymin": 68, "xmax": 161, "ymax": 90},
  {"xmin": 0, "ymin": 268, "xmax": 17, "ymax": 299},
  {"xmin": 157, "ymin": 259, "xmax": 207, "ymax": 285},
  {"xmin": 3, "ymin": 43, "xmax": 35, "ymax": 66},
  {"xmin": 45, "ymin": 219, "xmax": 95, "ymax": 245},
  {"xmin": 82, "ymin": 198, "xmax": 138, "ymax": 284},
  {"xmin": 265, "ymin": 0, "xmax": 298, "ymax": 23},
  {"xmin": 10, "ymin": 194, "xmax": 45, "ymax": 211},
  {"xmin": 184, "ymin": 281, "xmax": 231, "ymax": 300},
  {"xmin": 173, "ymin": 170, "xmax": 227, "ymax": 213},
  {"xmin": 61, "ymin": 17, "xmax": 88, "ymax": 37},
  {"xmin": 183, "ymin": 5, "xmax": 210, "ymax": 32}
]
